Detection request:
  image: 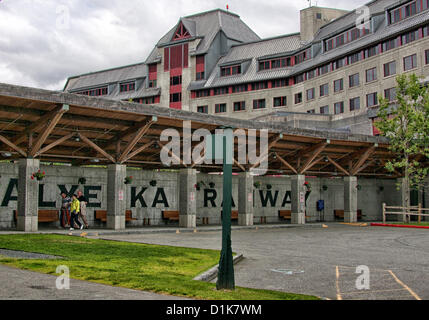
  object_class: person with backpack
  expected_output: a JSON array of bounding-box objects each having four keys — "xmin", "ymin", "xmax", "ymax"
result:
[
  {"xmin": 70, "ymin": 194, "xmax": 83, "ymax": 231},
  {"xmin": 60, "ymin": 192, "xmax": 71, "ymax": 229}
]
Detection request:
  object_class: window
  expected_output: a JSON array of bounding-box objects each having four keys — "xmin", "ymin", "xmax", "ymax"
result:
[
  {"xmin": 426, "ymin": 49, "xmax": 429, "ymax": 64},
  {"xmin": 221, "ymin": 65, "xmax": 241, "ymax": 77},
  {"xmin": 348, "ymin": 52, "xmax": 362, "ymax": 64},
  {"xmin": 196, "ymin": 72, "xmax": 205, "ymax": 80},
  {"xmin": 382, "ymin": 38, "xmax": 398, "ymax": 51},
  {"xmin": 365, "ymin": 45, "xmax": 379, "ymax": 58},
  {"xmin": 367, "ymin": 93, "xmax": 378, "ymax": 107},
  {"xmin": 349, "ymin": 73, "xmax": 360, "ymax": 88},
  {"xmin": 232, "ymin": 84, "xmax": 248, "ymax": 93},
  {"xmin": 120, "ymin": 82, "xmax": 135, "ymax": 92},
  {"xmin": 195, "ymin": 90, "xmax": 210, "ymax": 98},
  {"xmin": 170, "ymin": 93, "xmax": 182, "ymax": 103},
  {"xmin": 366, "ymin": 68, "xmax": 377, "ymax": 82},
  {"xmin": 233, "ymin": 101, "xmax": 246, "ymax": 112},
  {"xmin": 384, "ymin": 61, "xmax": 396, "ymax": 77},
  {"xmin": 306, "ymin": 69, "xmax": 316, "ymax": 80},
  {"xmin": 148, "ymin": 80, "xmax": 157, "ymax": 88},
  {"xmin": 294, "ymin": 92, "xmax": 303, "ymax": 104},
  {"xmin": 404, "ymin": 54, "xmax": 417, "ymax": 71},
  {"xmin": 402, "ymin": 30, "xmax": 419, "ymax": 45},
  {"xmin": 253, "ymin": 99, "xmax": 266, "ymax": 110},
  {"xmin": 385, "ymin": 88, "xmax": 397, "ymax": 102},
  {"xmin": 295, "ymin": 74, "xmax": 304, "ymax": 84},
  {"xmin": 214, "ymin": 87, "xmax": 228, "ymax": 96},
  {"xmin": 306, "ymin": 88, "xmax": 315, "ymax": 101},
  {"xmin": 350, "ymin": 97, "xmax": 360, "ymax": 111},
  {"xmin": 251, "ymin": 82, "xmax": 268, "ymax": 91},
  {"xmin": 320, "ymin": 83, "xmax": 329, "ymax": 97},
  {"xmin": 334, "ymin": 102, "xmax": 344, "ymax": 115},
  {"xmin": 76, "ymin": 86, "xmax": 108, "ymax": 96},
  {"xmin": 332, "ymin": 58, "xmax": 346, "ymax": 71},
  {"xmin": 318, "ymin": 64, "xmax": 330, "ymax": 75},
  {"xmin": 316, "ymin": 13, "xmax": 322, "ymax": 19},
  {"xmin": 325, "ymin": 27, "xmax": 370, "ymax": 52},
  {"xmin": 273, "ymin": 96, "xmax": 287, "ymax": 107},
  {"xmin": 170, "ymin": 75, "xmax": 182, "ymax": 86},
  {"xmin": 307, "ymin": 109, "xmax": 316, "ymax": 114},
  {"xmin": 334, "ymin": 79, "xmax": 343, "ymax": 92},
  {"xmin": 424, "ymin": 25, "xmax": 429, "ymax": 37},
  {"xmin": 320, "ymin": 106, "xmax": 329, "ymax": 114},
  {"xmin": 197, "ymin": 106, "xmax": 208, "ymax": 114},
  {"xmin": 272, "ymin": 78, "xmax": 288, "ymax": 88},
  {"xmin": 388, "ymin": 0, "xmax": 429, "ymax": 25},
  {"xmin": 215, "ymin": 103, "xmax": 227, "ymax": 113}
]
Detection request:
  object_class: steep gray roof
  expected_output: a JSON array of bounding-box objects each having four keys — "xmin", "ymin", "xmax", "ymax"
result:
[
  {"xmin": 156, "ymin": 9, "xmax": 260, "ymax": 55},
  {"xmin": 65, "ymin": 63, "xmax": 147, "ymax": 91}
]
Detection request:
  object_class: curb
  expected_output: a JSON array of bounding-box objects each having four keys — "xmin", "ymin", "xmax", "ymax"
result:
[
  {"xmin": 193, "ymin": 254, "xmax": 244, "ymax": 282},
  {"xmin": 371, "ymin": 223, "xmax": 429, "ymax": 230}
]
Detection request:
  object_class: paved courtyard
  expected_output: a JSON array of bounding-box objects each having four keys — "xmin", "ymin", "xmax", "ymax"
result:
[{"xmin": 95, "ymin": 224, "xmax": 429, "ymax": 300}]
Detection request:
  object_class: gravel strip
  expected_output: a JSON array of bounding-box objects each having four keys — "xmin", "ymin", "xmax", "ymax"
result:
[{"xmin": 0, "ymin": 249, "xmax": 62, "ymax": 260}]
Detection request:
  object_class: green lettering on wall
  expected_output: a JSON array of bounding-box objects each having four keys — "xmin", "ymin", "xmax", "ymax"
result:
[
  {"xmin": 259, "ymin": 190, "xmax": 279, "ymax": 208},
  {"xmin": 204, "ymin": 189, "xmax": 217, "ymax": 208},
  {"xmin": 39, "ymin": 184, "xmax": 56, "ymax": 208},
  {"xmin": 282, "ymin": 191, "xmax": 292, "ymax": 207},
  {"xmin": 84, "ymin": 186, "xmax": 101, "ymax": 208},
  {"xmin": 58, "ymin": 185, "xmax": 79, "ymax": 197}
]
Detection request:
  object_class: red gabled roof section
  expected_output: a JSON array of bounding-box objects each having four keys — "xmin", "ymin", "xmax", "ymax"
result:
[{"xmin": 173, "ymin": 22, "xmax": 191, "ymax": 41}]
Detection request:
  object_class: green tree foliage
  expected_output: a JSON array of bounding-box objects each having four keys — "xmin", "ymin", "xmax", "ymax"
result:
[{"xmin": 376, "ymin": 74, "xmax": 429, "ymax": 216}]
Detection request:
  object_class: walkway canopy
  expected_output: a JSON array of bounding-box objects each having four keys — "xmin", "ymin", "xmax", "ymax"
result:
[{"xmin": 0, "ymin": 82, "xmax": 397, "ymax": 178}]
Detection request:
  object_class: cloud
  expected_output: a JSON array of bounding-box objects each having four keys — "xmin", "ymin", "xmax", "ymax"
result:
[{"xmin": 0, "ymin": 0, "xmax": 368, "ymax": 90}]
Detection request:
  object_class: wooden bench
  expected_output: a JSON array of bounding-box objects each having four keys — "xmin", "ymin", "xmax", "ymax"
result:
[
  {"xmin": 162, "ymin": 210, "xmax": 180, "ymax": 222},
  {"xmin": 221, "ymin": 210, "xmax": 239, "ymax": 221},
  {"xmin": 334, "ymin": 210, "xmax": 363, "ymax": 221},
  {"xmin": 279, "ymin": 210, "xmax": 309, "ymax": 220},
  {"xmin": 13, "ymin": 210, "xmax": 59, "ymax": 223},
  {"xmin": 94, "ymin": 210, "xmax": 137, "ymax": 223}
]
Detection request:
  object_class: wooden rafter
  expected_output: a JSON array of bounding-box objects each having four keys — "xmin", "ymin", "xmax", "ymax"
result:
[
  {"xmin": 118, "ymin": 117, "xmax": 157, "ymax": 163},
  {"xmin": 34, "ymin": 133, "xmax": 75, "ymax": 158},
  {"xmin": 350, "ymin": 145, "xmax": 377, "ymax": 176},
  {"xmin": 299, "ymin": 141, "xmax": 329, "ymax": 174},
  {"xmin": 275, "ymin": 153, "xmax": 298, "ymax": 174},
  {"xmin": 250, "ymin": 134, "xmax": 283, "ymax": 170},
  {"xmin": 326, "ymin": 156, "xmax": 350, "ymax": 176},
  {"xmin": 120, "ymin": 140, "xmax": 155, "ymax": 164},
  {"xmin": 78, "ymin": 133, "xmax": 116, "ymax": 164},
  {"xmin": 0, "ymin": 134, "xmax": 27, "ymax": 157},
  {"xmin": 157, "ymin": 141, "xmax": 187, "ymax": 168}
]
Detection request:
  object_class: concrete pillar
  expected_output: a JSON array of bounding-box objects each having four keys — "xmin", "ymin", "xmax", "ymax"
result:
[
  {"xmin": 107, "ymin": 164, "xmax": 127, "ymax": 230},
  {"xmin": 17, "ymin": 159, "xmax": 40, "ymax": 232},
  {"xmin": 291, "ymin": 175, "xmax": 306, "ymax": 225},
  {"xmin": 179, "ymin": 169, "xmax": 197, "ymax": 228},
  {"xmin": 238, "ymin": 172, "xmax": 254, "ymax": 226},
  {"xmin": 344, "ymin": 176, "xmax": 358, "ymax": 223}
]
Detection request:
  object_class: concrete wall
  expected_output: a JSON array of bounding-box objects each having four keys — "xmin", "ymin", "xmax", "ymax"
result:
[{"xmin": 0, "ymin": 163, "xmax": 403, "ymax": 230}]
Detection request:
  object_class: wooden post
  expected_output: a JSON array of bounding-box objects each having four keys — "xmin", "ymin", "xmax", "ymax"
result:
[
  {"xmin": 418, "ymin": 203, "xmax": 422, "ymax": 224},
  {"xmin": 382, "ymin": 203, "xmax": 386, "ymax": 224}
]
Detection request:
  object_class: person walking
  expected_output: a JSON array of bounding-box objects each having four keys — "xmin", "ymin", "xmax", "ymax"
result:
[
  {"xmin": 60, "ymin": 192, "xmax": 71, "ymax": 229},
  {"xmin": 70, "ymin": 194, "xmax": 83, "ymax": 231},
  {"xmin": 77, "ymin": 190, "xmax": 89, "ymax": 229}
]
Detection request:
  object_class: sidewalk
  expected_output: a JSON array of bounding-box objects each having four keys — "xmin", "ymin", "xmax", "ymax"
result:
[
  {"xmin": 0, "ymin": 265, "xmax": 188, "ymax": 300},
  {"xmin": 0, "ymin": 223, "xmax": 323, "ymax": 236}
]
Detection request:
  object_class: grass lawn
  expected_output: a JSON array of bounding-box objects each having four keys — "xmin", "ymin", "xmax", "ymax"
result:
[{"xmin": 0, "ymin": 234, "xmax": 318, "ymax": 300}]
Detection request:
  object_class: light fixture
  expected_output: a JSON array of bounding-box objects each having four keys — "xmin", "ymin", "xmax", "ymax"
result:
[
  {"xmin": 90, "ymin": 159, "xmax": 100, "ymax": 163},
  {"xmin": 1, "ymin": 152, "xmax": 12, "ymax": 158}
]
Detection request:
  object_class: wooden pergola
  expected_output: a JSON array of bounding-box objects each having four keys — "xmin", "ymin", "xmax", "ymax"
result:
[{"xmin": 0, "ymin": 83, "xmax": 397, "ymax": 178}]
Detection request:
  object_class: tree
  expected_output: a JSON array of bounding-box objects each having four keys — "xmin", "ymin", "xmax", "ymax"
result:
[{"xmin": 376, "ymin": 74, "xmax": 429, "ymax": 222}]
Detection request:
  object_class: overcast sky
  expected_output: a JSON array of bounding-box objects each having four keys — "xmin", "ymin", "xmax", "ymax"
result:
[{"xmin": 0, "ymin": 0, "xmax": 368, "ymax": 90}]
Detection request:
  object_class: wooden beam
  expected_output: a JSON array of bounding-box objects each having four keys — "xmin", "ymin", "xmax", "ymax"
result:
[
  {"xmin": 275, "ymin": 153, "xmax": 298, "ymax": 174},
  {"xmin": 120, "ymin": 140, "xmax": 155, "ymax": 164},
  {"xmin": 118, "ymin": 117, "xmax": 157, "ymax": 163},
  {"xmin": 351, "ymin": 146, "xmax": 376, "ymax": 176},
  {"xmin": 299, "ymin": 141, "xmax": 329, "ymax": 174},
  {"xmin": 234, "ymin": 158, "xmax": 246, "ymax": 172},
  {"xmin": 33, "ymin": 133, "xmax": 75, "ymax": 158},
  {"xmin": 354, "ymin": 160, "xmax": 376, "ymax": 175},
  {"xmin": 78, "ymin": 133, "xmax": 116, "ymax": 163},
  {"xmin": 13, "ymin": 104, "xmax": 68, "ymax": 146},
  {"xmin": 0, "ymin": 134, "xmax": 27, "ymax": 157},
  {"xmin": 250, "ymin": 134, "xmax": 283, "ymax": 170},
  {"xmin": 326, "ymin": 156, "xmax": 350, "ymax": 176},
  {"xmin": 295, "ymin": 140, "xmax": 330, "ymax": 158},
  {"xmin": 29, "ymin": 105, "xmax": 69, "ymax": 157}
]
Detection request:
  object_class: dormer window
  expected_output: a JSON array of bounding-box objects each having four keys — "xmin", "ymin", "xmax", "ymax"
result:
[
  {"xmin": 221, "ymin": 65, "xmax": 241, "ymax": 77},
  {"xmin": 324, "ymin": 27, "xmax": 370, "ymax": 52},
  {"xmin": 388, "ymin": 0, "xmax": 428, "ymax": 24},
  {"xmin": 120, "ymin": 82, "xmax": 135, "ymax": 93},
  {"xmin": 259, "ymin": 57, "xmax": 291, "ymax": 71}
]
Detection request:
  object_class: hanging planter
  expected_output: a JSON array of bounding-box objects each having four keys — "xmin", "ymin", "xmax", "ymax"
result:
[
  {"xmin": 253, "ymin": 181, "xmax": 261, "ymax": 189},
  {"xmin": 195, "ymin": 181, "xmax": 206, "ymax": 191},
  {"xmin": 322, "ymin": 185, "xmax": 328, "ymax": 191},
  {"xmin": 266, "ymin": 184, "xmax": 273, "ymax": 190},
  {"xmin": 31, "ymin": 170, "xmax": 45, "ymax": 181},
  {"xmin": 150, "ymin": 180, "xmax": 157, "ymax": 187},
  {"xmin": 304, "ymin": 181, "xmax": 312, "ymax": 192},
  {"xmin": 356, "ymin": 185, "xmax": 362, "ymax": 191},
  {"xmin": 209, "ymin": 182, "xmax": 215, "ymax": 188},
  {"xmin": 124, "ymin": 176, "xmax": 133, "ymax": 185},
  {"xmin": 78, "ymin": 177, "xmax": 87, "ymax": 185}
]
